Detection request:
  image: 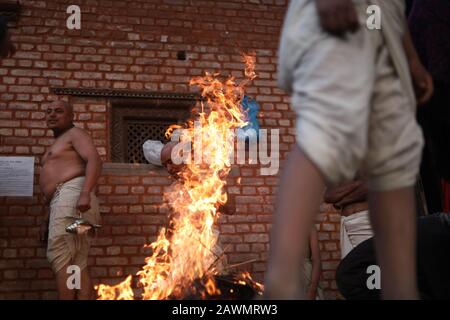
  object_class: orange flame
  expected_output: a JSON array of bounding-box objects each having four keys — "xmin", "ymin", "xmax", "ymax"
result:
[{"xmin": 97, "ymin": 52, "xmax": 260, "ymax": 300}]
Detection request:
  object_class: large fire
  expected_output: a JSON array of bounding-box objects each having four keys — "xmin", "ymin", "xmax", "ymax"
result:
[{"xmin": 96, "ymin": 53, "xmax": 262, "ymax": 300}]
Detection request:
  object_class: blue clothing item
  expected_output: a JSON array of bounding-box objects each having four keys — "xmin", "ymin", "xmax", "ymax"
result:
[{"xmin": 237, "ymin": 95, "xmax": 260, "ymax": 142}]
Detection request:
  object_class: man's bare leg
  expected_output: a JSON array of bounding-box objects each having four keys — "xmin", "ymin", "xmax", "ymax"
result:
[
  {"xmin": 264, "ymin": 145, "xmax": 325, "ymax": 299},
  {"xmin": 77, "ymin": 267, "xmax": 93, "ymax": 300},
  {"xmin": 56, "ymin": 264, "xmax": 76, "ymax": 300},
  {"xmin": 369, "ymin": 187, "xmax": 419, "ymax": 299}
]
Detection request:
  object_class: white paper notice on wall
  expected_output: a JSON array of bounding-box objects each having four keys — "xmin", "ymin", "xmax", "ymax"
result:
[{"xmin": 0, "ymin": 157, "xmax": 35, "ymax": 197}]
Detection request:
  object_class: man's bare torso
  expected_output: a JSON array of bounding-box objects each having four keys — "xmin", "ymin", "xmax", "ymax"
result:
[{"xmin": 40, "ymin": 128, "xmax": 86, "ymax": 203}]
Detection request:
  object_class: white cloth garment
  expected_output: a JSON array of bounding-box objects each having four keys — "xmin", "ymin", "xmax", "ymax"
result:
[
  {"xmin": 340, "ymin": 210, "xmax": 374, "ymax": 259},
  {"xmin": 143, "ymin": 140, "xmax": 164, "ymax": 166},
  {"xmin": 277, "ymin": 0, "xmax": 423, "ymax": 191}
]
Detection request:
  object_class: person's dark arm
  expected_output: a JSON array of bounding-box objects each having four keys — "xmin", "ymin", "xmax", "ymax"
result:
[
  {"xmin": 334, "ymin": 180, "xmax": 368, "ymax": 208},
  {"xmin": 324, "ymin": 180, "xmax": 363, "ymax": 204},
  {"xmin": 403, "ymin": 21, "xmax": 434, "ymax": 106}
]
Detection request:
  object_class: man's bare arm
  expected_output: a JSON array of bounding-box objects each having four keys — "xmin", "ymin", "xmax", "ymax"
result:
[{"xmin": 71, "ymin": 128, "xmax": 102, "ymax": 212}]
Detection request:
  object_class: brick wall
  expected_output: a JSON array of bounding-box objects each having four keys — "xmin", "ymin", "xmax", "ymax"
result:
[{"xmin": 0, "ymin": 0, "xmax": 342, "ymax": 299}]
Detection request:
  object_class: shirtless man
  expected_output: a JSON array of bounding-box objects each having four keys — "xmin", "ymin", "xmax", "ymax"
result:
[{"xmin": 39, "ymin": 100, "xmax": 102, "ymax": 300}]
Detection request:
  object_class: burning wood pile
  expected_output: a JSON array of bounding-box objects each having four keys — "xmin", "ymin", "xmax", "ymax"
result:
[{"xmin": 96, "ymin": 53, "xmax": 263, "ymax": 300}]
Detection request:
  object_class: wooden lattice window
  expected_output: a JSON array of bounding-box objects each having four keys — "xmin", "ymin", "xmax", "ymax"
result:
[
  {"xmin": 125, "ymin": 120, "xmax": 173, "ymax": 163},
  {"xmin": 110, "ymin": 97, "xmax": 196, "ymax": 164}
]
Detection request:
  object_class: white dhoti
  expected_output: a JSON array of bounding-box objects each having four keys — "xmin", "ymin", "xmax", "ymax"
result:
[
  {"xmin": 46, "ymin": 176, "xmax": 101, "ymax": 273},
  {"xmin": 278, "ymin": 0, "xmax": 424, "ymax": 191},
  {"xmin": 340, "ymin": 210, "xmax": 373, "ymax": 259}
]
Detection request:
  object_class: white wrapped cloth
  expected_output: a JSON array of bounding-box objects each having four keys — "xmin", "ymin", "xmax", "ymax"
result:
[
  {"xmin": 143, "ymin": 140, "xmax": 164, "ymax": 166},
  {"xmin": 340, "ymin": 210, "xmax": 373, "ymax": 259}
]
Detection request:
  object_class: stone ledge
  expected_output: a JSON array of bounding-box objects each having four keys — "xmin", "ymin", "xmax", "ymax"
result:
[{"xmin": 102, "ymin": 162, "xmax": 165, "ymax": 176}]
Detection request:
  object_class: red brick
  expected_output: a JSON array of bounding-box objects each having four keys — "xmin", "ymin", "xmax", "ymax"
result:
[
  {"xmin": 0, "ymin": 128, "xmax": 12, "ymax": 136},
  {"xmin": 221, "ymin": 235, "xmax": 243, "ymax": 244},
  {"xmin": 114, "ymin": 236, "xmax": 146, "ymax": 246},
  {"xmin": 322, "ymin": 223, "xmax": 335, "ymax": 231},
  {"xmin": 96, "ymin": 257, "xmax": 129, "ymax": 266},
  {"xmin": 107, "ymin": 195, "xmax": 139, "ymax": 204},
  {"xmin": 142, "ymin": 225, "xmax": 158, "ymax": 235},
  {"xmin": 129, "ymin": 186, "xmax": 144, "ymax": 194},
  {"xmin": 235, "ymin": 244, "xmax": 250, "ymax": 252},
  {"xmin": 19, "ymin": 269, "xmax": 38, "ymax": 279},
  {"xmin": 244, "ymin": 234, "xmax": 269, "ymax": 243},
  {"xmin": 106, "ymin": 246, "xmax": 121, "ymax": 256},
  {"xmin": 324, "ymin": 242, "xmax": 338, "ymax": 251},
  {"xmin": 143, "ymin": 195, "xmax": 163, "ymax": 204},
  {"xmin": 3, "ymin": 249, "xmax": 18, "ymax": 258},
  {"xmin": 108, "ymin": 177, "xmax": 140, "ymax": 184},
  {"xmin": 142, "ymin": 177, "xmax": 172, "ymax": 185},
  {"xmin": 235, "ymin": 224, "xmax": 250, "ymax": 233},
  {"xmin": 129, "ymin": 205, "xmax": 143, "ymax": 214},
  {"xmin": 91, "ymin": 267, "xmax": 108, "ymax": 278},
  {"xmin": 114, "ymin": 186, "xmax": 129, "ymax": 194},
  {"xmin": 227, "ymin": 215, "xmax": 257, "ymax": 223},
  {"xmin": 98, "ymin": 186, "xmax": 112, "ymax": 194},
  {"xmin": 220, "ymin": 225, "xmax": 235, "ymax": 234},
  {"xmin": 228, "ymin": 253, "xmax": 259, "ymax": 264}
]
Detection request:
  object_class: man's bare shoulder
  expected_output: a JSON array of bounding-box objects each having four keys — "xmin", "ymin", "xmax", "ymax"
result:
[{"xmin": 68, "ymin": 127, "xmax": 93, "ymax": 141}]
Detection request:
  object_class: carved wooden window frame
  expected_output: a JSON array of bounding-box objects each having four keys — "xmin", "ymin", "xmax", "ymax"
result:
[{"xmin": 110, "ymin": 98, "xmax": 194, "ymax": 164}]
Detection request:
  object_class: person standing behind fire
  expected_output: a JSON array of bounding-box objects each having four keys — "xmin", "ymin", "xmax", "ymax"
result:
[{"xmin": 143, "ymin": 140, "xmax": 230, "ymax": 272}]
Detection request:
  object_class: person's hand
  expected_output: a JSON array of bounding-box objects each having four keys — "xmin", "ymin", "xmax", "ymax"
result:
[
  {"xmin": 409, "ymin": 58, "xmax": 434, "ymax": 106},
  {"xmin": 315, "ymin": 0, "xmax": 360, "ymax": 36},
  {"xmin": 76, "ymin": 192, "xmax": 91, "ymax": 213},
  {"xmin": 39, "ymin": 220, "xmax": 49, "ymax": 243},
  {"xmin": 306, "ymin": 287, "xmax": 317, "ymax": 300}
]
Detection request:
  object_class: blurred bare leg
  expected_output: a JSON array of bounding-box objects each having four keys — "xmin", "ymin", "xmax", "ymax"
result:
[
  {"xmin": 56, "ymin": 264, "xmax": 76, "ymax": 300},
  {"xmin": 369, "ymin": 187, "xmax": 419, "ymax": 299},
  {"xmin": 264, "ymin": 145, "xmax": 325, "ymax": 299},
  {"xmin": 77, "ymin": 267, "xmax": 93, "ymax": 300}
]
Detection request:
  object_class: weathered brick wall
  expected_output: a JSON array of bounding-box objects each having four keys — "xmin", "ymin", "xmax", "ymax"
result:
[{"xmin": 0, "ymin": 0, "xmax": 342, "ymax": 299}]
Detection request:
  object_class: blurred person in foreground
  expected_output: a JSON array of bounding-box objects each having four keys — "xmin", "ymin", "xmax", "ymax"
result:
[{"xmin": 264, "ymin": 0, "xmax": 433, "ymax": 299}]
